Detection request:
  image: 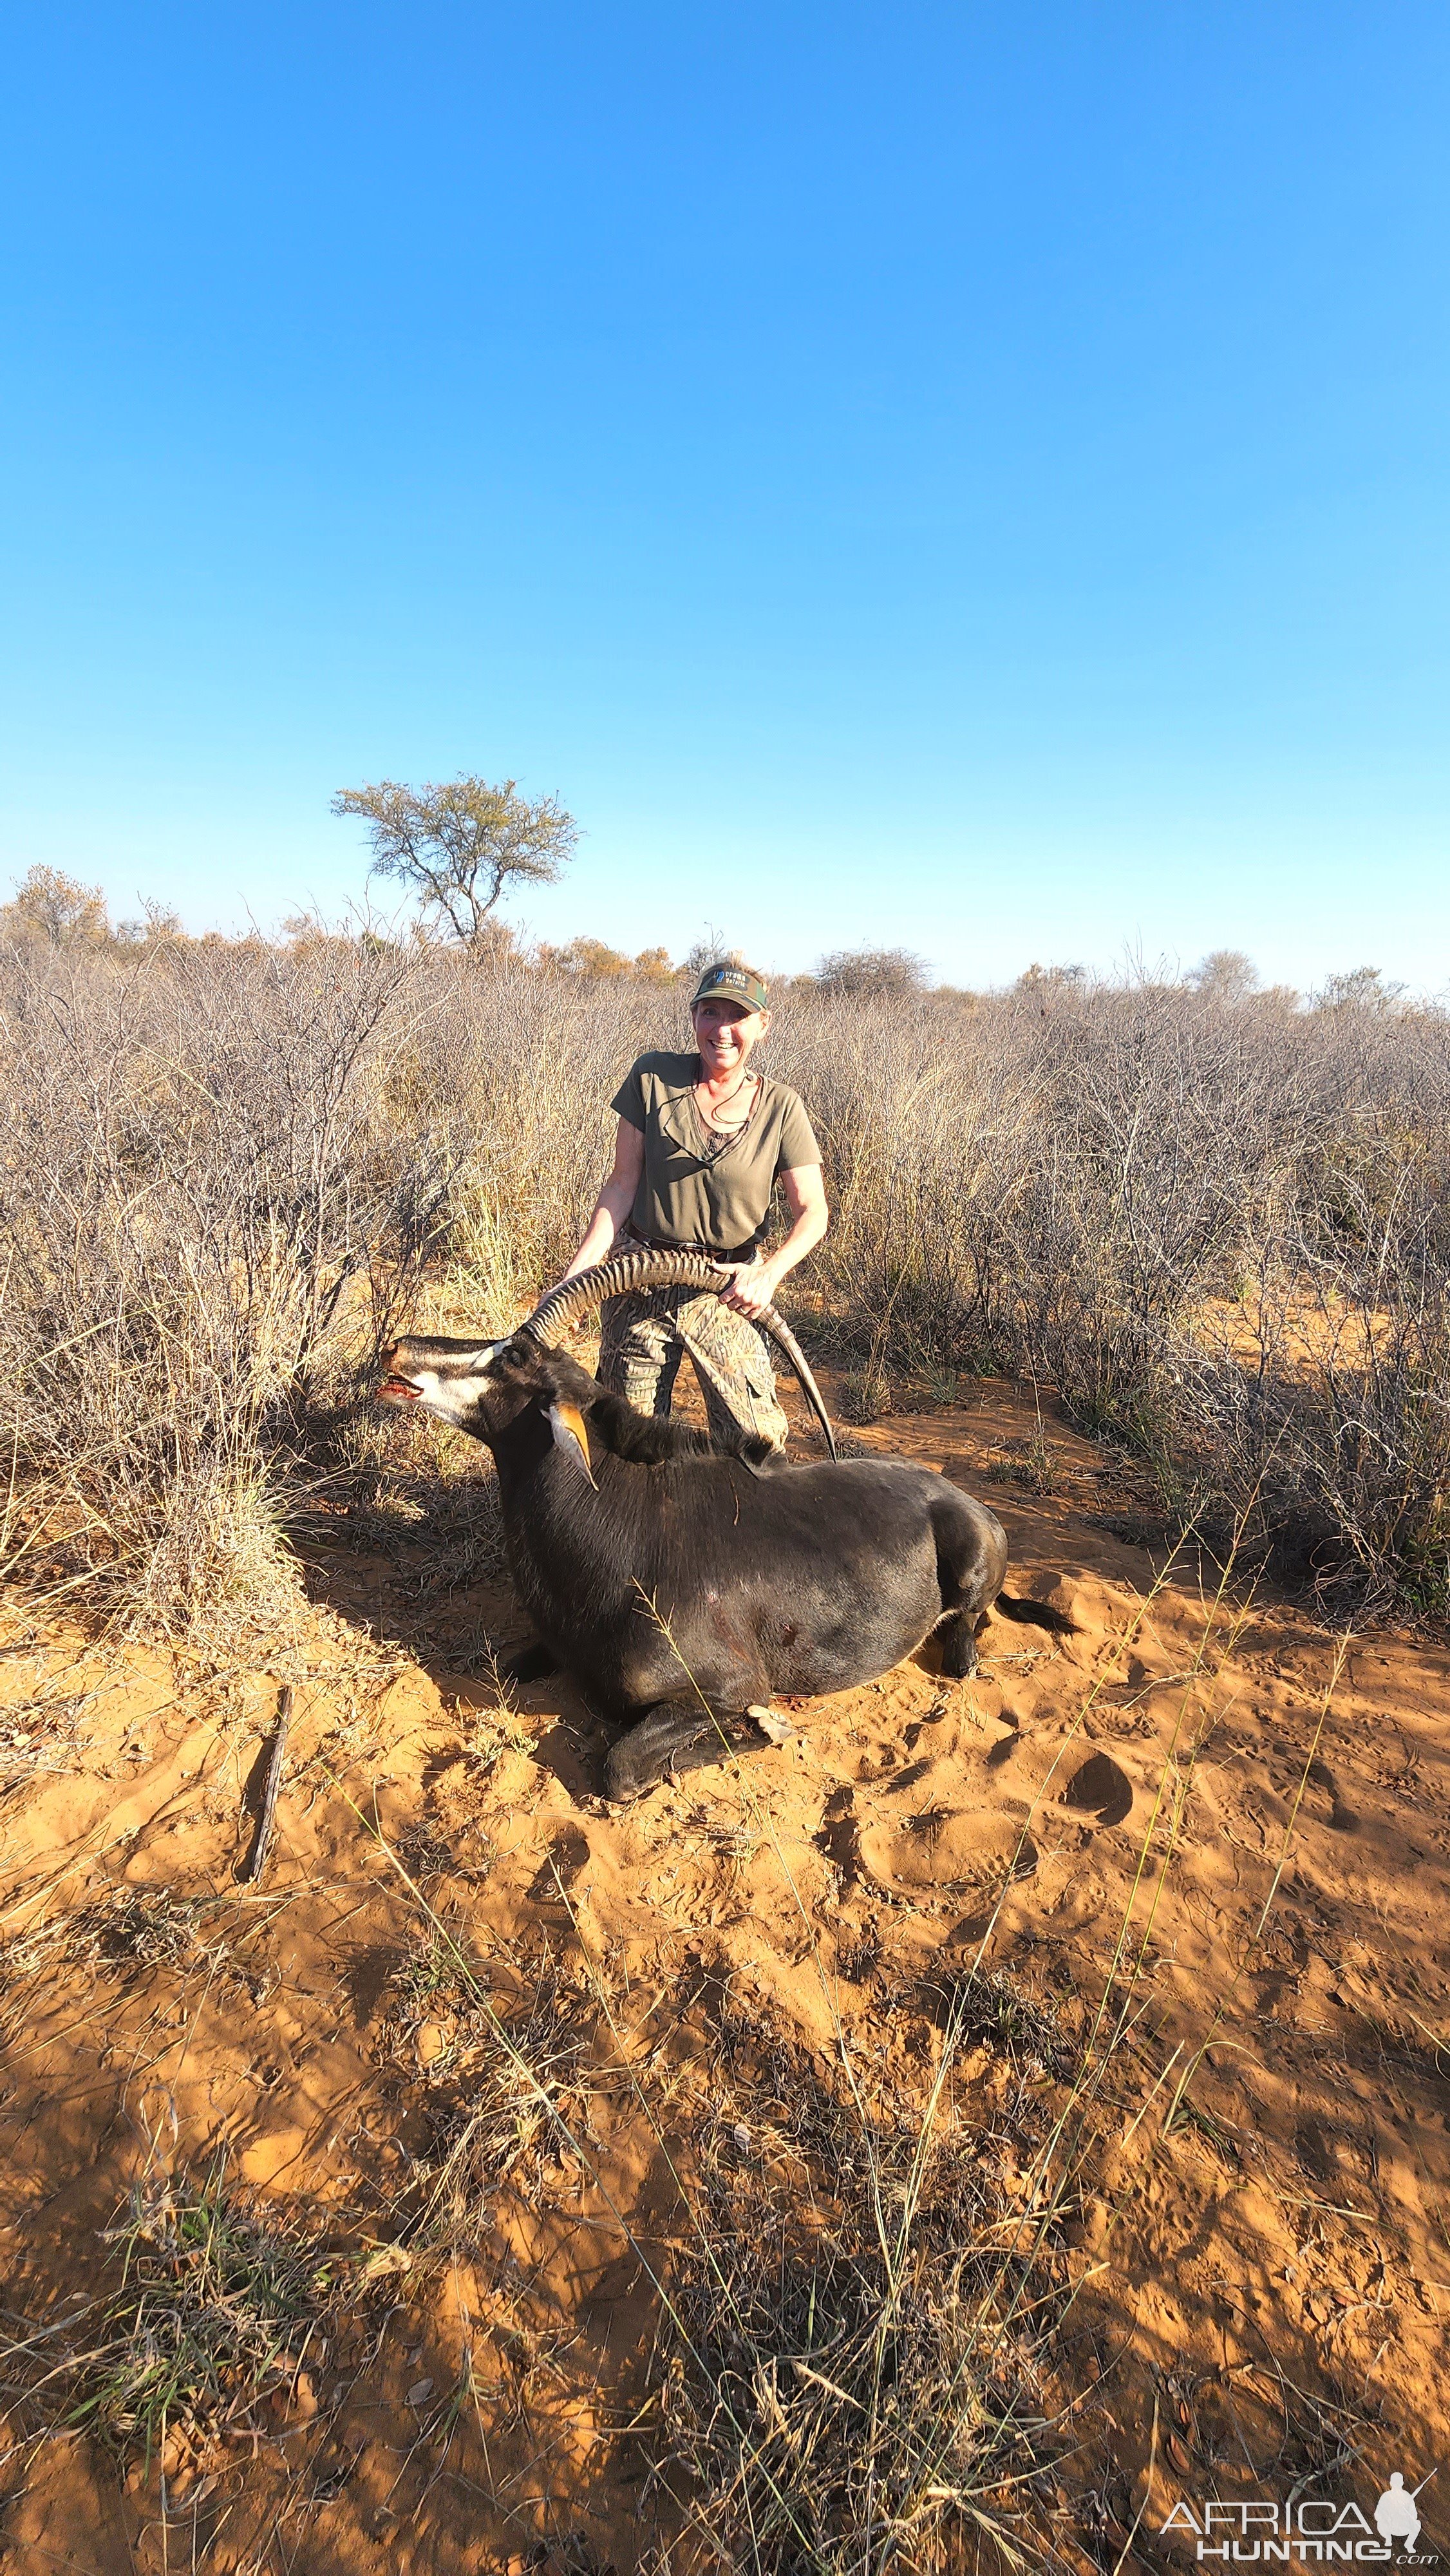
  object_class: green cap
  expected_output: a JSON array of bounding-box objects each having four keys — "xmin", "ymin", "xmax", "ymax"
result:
[{"xmin": 691, "ymin": 960, "xmax": 769, "ymax": 1013}]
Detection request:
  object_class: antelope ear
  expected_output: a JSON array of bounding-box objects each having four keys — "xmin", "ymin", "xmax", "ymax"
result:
[{"xmin": 547, "ymin": 1401, "xmax": 597, "ymax": 1488}]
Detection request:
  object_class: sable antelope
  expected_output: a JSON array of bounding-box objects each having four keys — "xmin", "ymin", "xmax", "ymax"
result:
[{"xmin": 380, "ymin": 1249, "xmax": 1073, "ymax": 1800}]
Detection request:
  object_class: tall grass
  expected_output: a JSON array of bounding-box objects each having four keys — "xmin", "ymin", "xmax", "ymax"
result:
[
  {"xmin": 780, "ymin": 976, "xmax": 1450, "ymax": 1609},
  {"xmin": 0, "ymin": 937, "xmax": 458, "ymax": 1622},
  {"xmin": 3, "ymin": 929, "xmax": 1448, "ymax": 1624}
]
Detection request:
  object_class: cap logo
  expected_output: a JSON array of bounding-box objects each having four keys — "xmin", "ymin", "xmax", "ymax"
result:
[{"xmin": 692, "ymin": 961, "xmax": 767, "ymax": 1010}]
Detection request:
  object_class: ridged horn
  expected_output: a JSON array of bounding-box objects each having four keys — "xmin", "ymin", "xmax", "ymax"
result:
[{"xmin": 521, "ymin": 1249, "xmax": 838, "ymax": 1462}]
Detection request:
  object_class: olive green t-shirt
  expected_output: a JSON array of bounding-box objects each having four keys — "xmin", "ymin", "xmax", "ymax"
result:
[{"xmin": 611, "ymin": 1051, "xmax": 822, "ymax": 1257}]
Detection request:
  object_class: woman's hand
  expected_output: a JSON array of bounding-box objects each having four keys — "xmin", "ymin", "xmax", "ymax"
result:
[
  {"xmin": 719, "ymin": 1172, "xmax": 827, "ymax": 1321},
  {"xmin": 720, "ymin": 1256, "xmax": 780, "ymax": 1319}
]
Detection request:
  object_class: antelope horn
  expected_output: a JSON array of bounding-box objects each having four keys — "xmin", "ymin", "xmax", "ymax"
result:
[{"xmin": 521, "ymin": 1249, "xmax": 838, "ymax": 1462}]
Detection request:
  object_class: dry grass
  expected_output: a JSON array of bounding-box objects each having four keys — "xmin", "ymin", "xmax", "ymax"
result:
[
  {"xmin": 639, "ymin": 1994, "xmax": 1077, "ymax": 2576},
  {"xmin": 1, "ymin": 2141, "xmax": 346, "ymax": 2483},
  {"xmin": 3, "ymin": 930, "xmax": 1449, "ymax": 1625},
  {"xmin": 388, "ymin": 1936, "xmax": 600, "ymax": 2253}
]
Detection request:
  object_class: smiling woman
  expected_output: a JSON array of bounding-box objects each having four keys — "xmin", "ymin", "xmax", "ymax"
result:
[{"xmin": 557, "ymin": 961, "xmax": 829, "ymax": 1447}]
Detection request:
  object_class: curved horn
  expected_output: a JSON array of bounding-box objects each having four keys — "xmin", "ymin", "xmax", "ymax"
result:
[{"xmin": 522, "ymin": 1250, "xmax": 838, "ymax": 1462}]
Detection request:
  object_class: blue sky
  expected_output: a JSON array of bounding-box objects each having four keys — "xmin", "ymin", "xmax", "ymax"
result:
[{"xmin": 2, "ymin": 3, "xmax": 1447, "ymax": 989}]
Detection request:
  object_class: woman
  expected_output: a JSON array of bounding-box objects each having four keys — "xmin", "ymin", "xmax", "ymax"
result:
[{"xmin": 559, "ymin": 960, "xmax": 829, "ymax": 1446}]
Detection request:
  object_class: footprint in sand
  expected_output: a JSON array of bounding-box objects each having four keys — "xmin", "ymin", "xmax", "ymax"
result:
[
  {"xmin": 1307, "ymin": 1757, "xmax": 1360, "ymax": 1832},
  {"xmin": 814, "ymin": 1786, "xmax": 862, "ymax": 1884},
  {"xmin": 1064, "ymin": 1751, "xmax": 1134, "ymax": 1828},
  {"xmin": 527, "ymin": 1825, "xmax": 592, "ymax": 1902},
  {"xmin": 857, "ymin": 1808, "xmax": 1037, "ymax": 1894}
]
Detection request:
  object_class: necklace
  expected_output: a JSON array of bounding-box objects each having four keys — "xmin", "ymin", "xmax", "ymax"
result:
[{"xmin": 696, "ymin": 1068, "xmax": 756, "ymax": 1128}]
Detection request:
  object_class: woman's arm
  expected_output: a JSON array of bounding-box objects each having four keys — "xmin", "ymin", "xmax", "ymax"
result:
[
  {"xmin": 558, "ymin": 1117, "xmax": 646, "ymax": 1282},
  {"xmin": 721, "ymin": 1162, "xmax": 829, "ymax": 1319}
]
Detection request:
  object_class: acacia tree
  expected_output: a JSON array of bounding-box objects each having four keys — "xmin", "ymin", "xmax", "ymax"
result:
[
  {"xmin": 331, "ymin": 775, "xmax": 578, "ymax": 946},
  {"xmin": 1, "ymin": 866, "xmax": 110, "ymax": 945},
  {"xmin": 815, "ymin": 945, "xmax": 928, "ymax": 998},
  {"xmin": 1313, "ymin": 965, "xmax": 1408, "ymax": 1014},
  {"xmin": 1188, "ymin": 949, "xmax": 1260, "ymax": 1005}
]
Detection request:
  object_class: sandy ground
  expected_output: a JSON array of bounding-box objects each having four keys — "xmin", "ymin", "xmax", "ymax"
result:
[{"xmin": 1, "ymin": 1374, "xmax": 1447, "ymax": 2573}]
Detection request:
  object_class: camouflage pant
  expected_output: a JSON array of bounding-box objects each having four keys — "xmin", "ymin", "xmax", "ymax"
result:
[{"xmin": 597, "ymin": 1282, "xmax": 789, "ymax": 1448}]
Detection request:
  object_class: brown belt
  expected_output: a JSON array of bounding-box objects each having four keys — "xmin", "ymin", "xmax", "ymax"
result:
[{"xmin": 623, "ymin": 1229, "xmax": 753, "ymax": 1269}]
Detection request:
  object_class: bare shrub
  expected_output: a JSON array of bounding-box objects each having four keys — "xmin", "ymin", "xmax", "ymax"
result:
[
  {"xmin": 769, "ymin": 973, "xmax": 1450, "ymax": 1611},
  {"xmin": 4, "ymin": 922, "xmax": 1448, "ymax": 1625},
  {"xmin": 422, "ymin": 960, "xmax": 661, "ymax": 1312},
  {"xmin": 814, "ymin": 944, "xmax": 928, "ymax": 998},
  {"xmin": 0, "ymin": 936, "xmax": 463, "ymax": 1625}
]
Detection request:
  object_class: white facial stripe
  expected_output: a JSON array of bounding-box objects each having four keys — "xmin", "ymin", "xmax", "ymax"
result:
[
  {"xmin": 390, "ymin": 1342, "xmax": 504, "ymax": 1425},
  {"xmin": 403, "ymin": 1365, "xmax": 496, "ymax": 1423}
]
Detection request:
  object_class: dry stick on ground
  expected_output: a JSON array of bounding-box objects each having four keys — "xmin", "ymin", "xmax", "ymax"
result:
[{"xmin": 238, "ymin": 1686, "xmax": 292, "ymax": 1885}]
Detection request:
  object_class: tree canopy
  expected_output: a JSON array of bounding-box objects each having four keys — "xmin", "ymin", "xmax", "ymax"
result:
[
  {"xmin": 1, "ymin": 865, "xmax": 110, "ymax": 945},
  {"xmin": 332, "ymin": 775, "xmax": 578, "ymax": 945},
  {"xmin": 814, "ymin": 945, "xmax": 928, "ymax": 998},
  {"xmin": 1313, "ymin": 965, "xmax": 1408, "ymax": 1014},
  {"xmin": 536, "ymin": 936, "xmax": 677, "ymax": 981},
  {"xmin": 1187, "ymin": 949, "xmax": 1260, "ymax": 1005}
]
